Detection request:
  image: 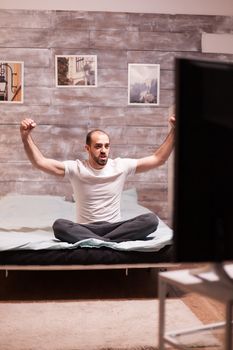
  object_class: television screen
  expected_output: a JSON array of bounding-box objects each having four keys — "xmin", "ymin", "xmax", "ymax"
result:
[{"xmin": 173, "ymin": 58, "xmax": 233, "ymax": 262}]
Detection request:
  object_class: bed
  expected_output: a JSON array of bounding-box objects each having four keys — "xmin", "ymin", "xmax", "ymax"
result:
[{"xmin": 0, "ymin": 188, "xmax": 174, "ymax": 270}]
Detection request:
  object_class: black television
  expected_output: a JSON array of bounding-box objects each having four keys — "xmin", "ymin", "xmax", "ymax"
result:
[{"xmin": 173, "ymin": 58, "xmax": 233, "ymax": 271}]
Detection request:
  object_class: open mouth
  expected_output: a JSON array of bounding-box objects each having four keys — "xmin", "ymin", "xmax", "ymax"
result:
[{"xmin": 98, "ymin": 155, "xmax": 107, "ymax": 164}]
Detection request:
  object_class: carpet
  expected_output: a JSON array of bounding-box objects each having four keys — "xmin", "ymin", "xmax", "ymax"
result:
[{"xmin": 0, "ymin": 299, "xmax": 218, "ymax": 350}]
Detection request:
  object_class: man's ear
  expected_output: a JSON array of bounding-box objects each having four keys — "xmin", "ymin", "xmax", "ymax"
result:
[{"xmin": 85, "ymin": 144, "xmax": 90, "ymax": 152}]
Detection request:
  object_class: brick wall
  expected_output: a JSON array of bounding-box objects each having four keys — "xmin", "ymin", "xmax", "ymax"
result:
[{"xmin": 0, "ymin": 10, "xmax": 232, "ymax": 222}]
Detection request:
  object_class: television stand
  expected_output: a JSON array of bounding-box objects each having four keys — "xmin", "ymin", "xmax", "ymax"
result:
[
  {"xmin": 158, "ymin": 263, "xmax": 233, "ymax": 350},
  {"xmin": 190, "ymin": 262, "xmax": 233, "ymax": 289}
]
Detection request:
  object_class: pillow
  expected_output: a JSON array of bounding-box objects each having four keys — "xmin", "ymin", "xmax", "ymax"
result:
[
  {"xmin": 121, "ymin": 187, "xmax": 138, "ymax": 204},
  {"xmin": 0, "ymin": 195, "xmax": 75, "ymax": 229},
  {"xmin": 0, "ymin": 189, "xmax": 143, "ymax": 229}
]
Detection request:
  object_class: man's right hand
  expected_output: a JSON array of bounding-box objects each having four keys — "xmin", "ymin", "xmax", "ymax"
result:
[
  {"xmin": 20, "ymin": 118, "xmax": 37, "ymax": 138},
  {"xmin": 19, "ymin": 118, "xmax": 65, "ymax": 177}
]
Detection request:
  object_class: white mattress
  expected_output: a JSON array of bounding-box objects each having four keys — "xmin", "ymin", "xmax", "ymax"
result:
[{"xmin": 0, "ymin": 188, "xmax": 173, "ymax": 252}]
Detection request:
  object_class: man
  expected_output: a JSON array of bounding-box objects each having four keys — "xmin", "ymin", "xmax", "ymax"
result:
[{"xmin": 20, "ymin": 115, "xmax": 175, "ymax": 243}]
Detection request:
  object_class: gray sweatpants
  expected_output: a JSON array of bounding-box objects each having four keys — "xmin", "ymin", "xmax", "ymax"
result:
[{"xmin": 53, "ymin": 213, "xmax": 159, "ymax": 243}]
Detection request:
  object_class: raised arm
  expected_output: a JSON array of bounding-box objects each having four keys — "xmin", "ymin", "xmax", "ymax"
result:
[
  {"xmin": 20, "ymin": 118, "xmax": 65, "ymax": 177},
  {"xmin": 136, "ymin": 115, "xmax": 175, "ymax": 173}
]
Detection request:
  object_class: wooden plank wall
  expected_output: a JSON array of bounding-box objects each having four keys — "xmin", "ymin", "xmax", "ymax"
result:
[{"xmin": 0, "ymin": 9, "xmax": 233, "ymax": 223}]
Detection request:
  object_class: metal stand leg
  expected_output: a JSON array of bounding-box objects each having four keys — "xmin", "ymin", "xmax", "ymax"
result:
[
  {"xmin": 157, "ymin": 265, "xmax": 233, "ymax": 350},
  {"xmin": 158, "ymin": 277, "xmax": 167, "ymax": 350},
  {"xmin": 225, "ymin": 300, "xmax": 232, "ymax": 350}
]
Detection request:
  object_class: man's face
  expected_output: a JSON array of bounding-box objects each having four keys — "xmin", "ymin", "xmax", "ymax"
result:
[{"xmin": 86, "ymin": 131, "xmax": 110, "ymax": 169}]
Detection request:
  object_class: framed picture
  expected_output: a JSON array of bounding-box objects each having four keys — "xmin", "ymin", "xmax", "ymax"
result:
[
  {"xmin": 0, "ymin": 61, "xmax": 24, "ymax": 103},
  {"xmin": 128, "ymin": 64, "xmax": 160, "ymax": 105},
  {"xmin": 55, "ymin": 55, "xmax": 97, "ymax": 87}
]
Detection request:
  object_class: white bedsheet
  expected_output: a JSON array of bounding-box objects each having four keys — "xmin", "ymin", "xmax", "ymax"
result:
[{"xmin": 0, "ymin": 189, "xmax": 173, "ymax": 252}]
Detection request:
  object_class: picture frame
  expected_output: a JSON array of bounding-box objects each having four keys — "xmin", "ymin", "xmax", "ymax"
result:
[
  {"xmin": 55, "ymin": 55, "xmax": 97, "ymax": 87},
  {"xmin": 128, "ymin": 64, "xmax": 160, "ymax": 106},
  {"xmin": 0, "ymin": 61, "xmax": 24, "ymax": 103}
]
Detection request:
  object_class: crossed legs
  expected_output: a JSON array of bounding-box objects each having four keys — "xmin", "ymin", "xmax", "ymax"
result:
[{"xmin": 53, "ymin": 213, "xmax": 159, "ymax": 244}]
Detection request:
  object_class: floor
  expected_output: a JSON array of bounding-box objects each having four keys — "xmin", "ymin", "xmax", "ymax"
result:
[
  {"xmin": 166, "ymin": 264, "xmax": 226, "ymax": 325},
  {"xmin": 0, "ymin": 265, "xmax": 225, "ymax": 326},
  {"xmin": 0, "ymin": 266, "xmax": 228, "ymax": 350}
]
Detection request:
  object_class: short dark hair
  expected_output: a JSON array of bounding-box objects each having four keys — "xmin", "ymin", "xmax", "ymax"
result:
[{"xmin": 86, "ymin": 129, "xmax": 109, "ymax": 146}]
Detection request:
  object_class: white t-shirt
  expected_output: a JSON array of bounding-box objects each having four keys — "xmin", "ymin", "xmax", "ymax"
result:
[{"xmin": 63, "ymin": 158, "xmax": 137, "ymax": 224}]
